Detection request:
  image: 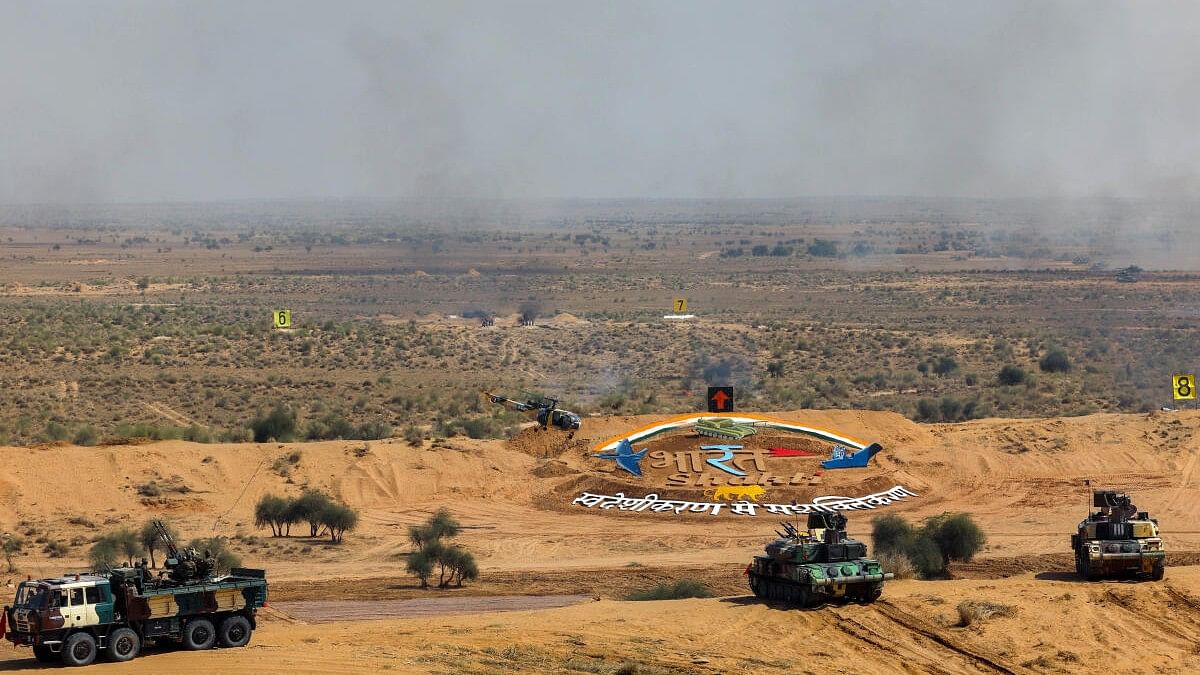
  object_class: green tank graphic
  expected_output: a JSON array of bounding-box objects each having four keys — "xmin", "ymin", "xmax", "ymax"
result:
[
  {"xmin": 747, "ymin": 513, "xmax": 892, "ymax": 606},
  {"xmin": 695, "ymin": 417, "xmax": 757, "ymax": 440}
]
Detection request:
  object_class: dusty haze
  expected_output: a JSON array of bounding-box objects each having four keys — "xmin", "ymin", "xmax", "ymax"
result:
[{"xmin": 3, "ymin": 1, "xmax": 1200, "ymax": 203}]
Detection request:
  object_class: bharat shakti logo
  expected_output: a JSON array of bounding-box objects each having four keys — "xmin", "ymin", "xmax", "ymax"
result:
[{"xmin": 591, "ymin": 414, "xmax": 878, "ymax": 488}]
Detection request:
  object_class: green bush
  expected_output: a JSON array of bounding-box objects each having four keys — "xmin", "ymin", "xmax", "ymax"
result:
[
  {"xmin": 250, "ymin": 404, "xmax": 297, "ymax": 442},
  {"xmin": 625, "ymin": 579, "xmax": 712, "ymax": 601},
  {"xmin": 1039, "ymin": 348, "xmax": 1071, "ymax": 373},
  {"xmin": 998, "ymin": 365, "xmax": 1026, "ymax": 386},
  {"xmin": 871, "ymin": 514, "xmax": 915, "ymax": 554},
  {"xmin": 73, "ymin": 426, "xmax": 99, "ymax": 446}
]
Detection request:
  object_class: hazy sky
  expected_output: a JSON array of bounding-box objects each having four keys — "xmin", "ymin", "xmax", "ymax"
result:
[{"xmin": 3, "ymin": 1, "xmax": 1200, "ymax": 203}]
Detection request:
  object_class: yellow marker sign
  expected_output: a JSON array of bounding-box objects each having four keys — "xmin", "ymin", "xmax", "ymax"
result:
[
  {"xmin": 673, "ymin": 298, "xmax": 688, "ymax": 313},
  {"xmin": 1173, "ymin": 374, "xmax": 1196, "ymax": 400},
  {"xmin": 272, "ymin": 309, "xmax": 292, "ymax": 329}
]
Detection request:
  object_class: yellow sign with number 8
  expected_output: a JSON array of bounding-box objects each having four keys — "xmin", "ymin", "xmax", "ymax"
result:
[
  {"xmin": 1173, "ymin": 374, "xmax": 1197, "ymax": 400},
  {"xmin": 273, "ymin": 309, "xmax": 292, "ymax": 329}
]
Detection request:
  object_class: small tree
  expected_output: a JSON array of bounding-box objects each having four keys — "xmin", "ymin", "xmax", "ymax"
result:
[
  {"xmin": 293, "ymin": 490, "xmax": 334, "ymax": 537},
  {"xmin": 871, "ymin": 514, "xmax": 915, "ymax": 554},
  {"xmin": 320, "ymin": 504, "xmax": 359, "ymax": 544},
  {"xmin": 255, "ymin": 494, "xmax": 289, "ymax": 537},
  {"xmin": 1039, "ymin": 348, "xmax": 1071, "ymax": 373},
  {"xmin": 406, "ymin": 550, "xmax": 434, "ymax": 589},
  {"xmin": 139, "ymin": 519, "xmax": 179, "ymax": 568},
  {"xmin": 2, "ymin": 536, "xmax": 24, "ymax": 573},
  {"xmin": 188, "ymin": 537, "xmax": 242, "ymax": 574},
  {"xmin": 926, "ymin": 513, "xmax": 987, "ymax": 567},
  {"xmin": 89, "ymin": 538, "xmax": 120, "ymax": 570}
]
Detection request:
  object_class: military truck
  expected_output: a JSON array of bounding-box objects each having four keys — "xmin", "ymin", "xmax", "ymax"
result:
[
  {"xmin": 3, "ymin": 522, "xmax": 267, "ymax": 666},
  {"xmin": 1073, "ymin": 490, "xmax": 1165, "ymax": 581},
  {"xmin": 747, "ymin": 513, "xmax": 892, "ymax": 606}
]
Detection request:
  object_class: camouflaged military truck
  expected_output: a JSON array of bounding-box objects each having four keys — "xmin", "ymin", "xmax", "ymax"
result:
[
  {"xmin": 3, "ymin": 522, "xmax": 267, "ymax": 666},
  {"xmin": 747, "ymin": 513, "xmax": 892, "ymax": 606},
  {"xmin": 1073, "ymin": 490, "xmax": 1165, "ymax": 581}
]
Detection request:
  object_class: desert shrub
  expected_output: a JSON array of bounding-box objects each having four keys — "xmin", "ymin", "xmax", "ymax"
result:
[
  {"xmin": 906, "ymin": 535, "xmax": 945, "ymax": 578},
  {"xmin": 404, "ymin": 425, "xmax": 423, "ymax": 446},
  {"xmin": 625, "ymin": 579, "xmax": 712, "ymax": 601},
  {"xmin": 998, "ymin": 365, "xmax": 1026, "ymax": 385},
  {"xmin": 915, "ymin": 398, "xmax": 940, "ymax": 422},
  {"xmin": 1039, "ymin": 348, "xmax": 1071, "ymax": 373},
  {"xmin": 933, "ymin": 356, "xmax": 958, "ymax": 377},
  {"xmin": 44, "ymin": 541, "xmax": 68, "ymax": 558},
  {"xmin": 187, "ymin": 536, "xmax": 241, "ymax": 574},
  {"xmin": 873, "ymin": 551, "xmax": 915, "ymax": 580},
  {"xmin": 73, "ymin": 426, "xmax": 99, "ymax": 446},
  {"xmin": 926, "ymin": 513, "xmax": 987, "ymax": 566},
  {"xmin": 136, "ymin": 482, "xmax": 162, "ymax": 497},
  {"xmin": 250, "ymin": 404, "xmax": 297, "ymax": 442},
  {"xmin": 88, "ymin": 538, "xmax": 120, "ymax": 569},
  {"xmin": 406, "ymin": 550, "xmax": 435, "ymax": 588},
  {"xmin": 956, "ymin": 600, "xmax": 1014, "ymax": 627},
  {"xmin": 871, "ymin": 514, "xmax": 915, "ymax": 554}
]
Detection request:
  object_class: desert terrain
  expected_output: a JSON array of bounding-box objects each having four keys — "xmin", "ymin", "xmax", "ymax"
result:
[
  {"xmin": 0, "ymin": 200, "xmax": 1194, "ymax": 673},
  {"xmin": 0, "ymin": 408, "xmax": 1196, "ymax": 673}
]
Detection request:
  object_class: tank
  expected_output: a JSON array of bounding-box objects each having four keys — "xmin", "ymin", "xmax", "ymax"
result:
[
  {"xmin": 746, "ymin": 513, "xmax": 892, "ymax": 606},
  {"xmin": 695, "ymin": 418, "xmax": 757, "ymax": 440},
  {"xmin": 1072, "ymin": 490, "xmax": 1165, "ymax": 580}
]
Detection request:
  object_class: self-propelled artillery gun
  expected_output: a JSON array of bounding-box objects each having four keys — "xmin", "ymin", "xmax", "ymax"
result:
[
  {"xmin": 747, "ymin": 513, "xmax": 891, "ymax": 606},
  {"xmin": 3, "ymin": 521, "xmax": 267, "ymax": 666},
  {"xmin": 1073, "ymin": 490, "xmax": 1165, "ymax": 580}
]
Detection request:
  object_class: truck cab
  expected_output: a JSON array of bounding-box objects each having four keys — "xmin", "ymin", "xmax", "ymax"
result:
[{"xmin": 7, "ymin": 575, "xmax": 114, "ymax": 664}]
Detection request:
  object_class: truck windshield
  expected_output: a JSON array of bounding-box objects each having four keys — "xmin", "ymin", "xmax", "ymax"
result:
[{"xmin": 14, "ymin": 583, "xmax": 46, "ymax": 609}]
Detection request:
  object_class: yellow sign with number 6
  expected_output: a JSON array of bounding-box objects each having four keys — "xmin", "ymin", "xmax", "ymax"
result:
[
  {"xmin": 673, "ymin": 298, "xmax": 688, "ymax": 313},
  {"xmin": 273, "ymin": 309, "xmax": 292, "ymax": 329},
  {"xmin": 1174, "ymin": 374, "xmax": 1197, "ymax": 400}
]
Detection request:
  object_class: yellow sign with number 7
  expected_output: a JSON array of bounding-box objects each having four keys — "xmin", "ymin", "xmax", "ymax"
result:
[
  {"xmin": 272, "ymin": 309, "xmax": 292, "ymax": 329},
  {"xmin": 673, "ymin": 298, "xmax": 688, "ymax": 313},
  {"xmin": 1173, "ymin": 374, "xmax": 1196, "ymax": 400}
]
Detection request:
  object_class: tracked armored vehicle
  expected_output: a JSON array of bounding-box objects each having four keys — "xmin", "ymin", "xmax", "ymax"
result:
[
  {"xmin": 747, "ymin": 513, "xmax": 892, "ymax": 606},
  {"xmin": 1073, "ymin": 490, "xmax": 1165, "ymax": 581},
  {"xmin": 695, "ymin": 417, "xmax": 757, "ymax": 440}
]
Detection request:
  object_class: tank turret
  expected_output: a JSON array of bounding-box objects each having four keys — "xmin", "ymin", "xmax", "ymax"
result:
[{"xmin": 747, "ymin": 513, "xmax": 892, "ymax": 606}]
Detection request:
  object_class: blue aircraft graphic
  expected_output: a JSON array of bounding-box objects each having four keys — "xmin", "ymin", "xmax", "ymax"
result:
[{"xmin": 593, "ymin": 438, "xmax": 648, "ymax": 477}]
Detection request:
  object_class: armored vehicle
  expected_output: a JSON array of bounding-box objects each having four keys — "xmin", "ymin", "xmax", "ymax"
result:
[
  {"xmin": 1073, "ymin": 490, "xmax": 1165, "ymax": 580},
  {"xmin": 747, "ymin": 513, "xmax": 892, "ymax": 606},
  {"xmin": 3, "ymin": 522, "xmax": 268, "ymax": 666},
  {"xmin": 695, "ymin": 417, "xmax": 757, "ymax": 440}
]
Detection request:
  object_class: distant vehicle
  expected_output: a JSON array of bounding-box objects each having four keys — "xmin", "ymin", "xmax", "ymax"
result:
[
  {"xmin": 3, "ymin": 522, "xmax": 267, "ymax": 666},
  {"xmin": 1072, "ymin": 490, "xmax": 1164, "ymax": 581},
  {"xmin": 695, "ymin": 418, "xmax": 757, "ymax": 440},
  {"xmin": 485, "ymin": 391, "xmax": 581, "ymax": 431},
  {"xmin": 747, "ymin": 513, "xmax": 892, "ymax": 606},
  {"xmin": 1115, "ymin": 266, "xmax": 1141, "ymax": 283}
]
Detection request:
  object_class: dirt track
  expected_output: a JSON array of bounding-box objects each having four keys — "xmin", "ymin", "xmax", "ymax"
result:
[{"xmin": 273, "ymin": 595, "xmax": 592, "ymax": 622}]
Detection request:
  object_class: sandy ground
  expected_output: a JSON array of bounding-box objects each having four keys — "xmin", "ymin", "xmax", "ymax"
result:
[{"xmin": 0, "ymin": 409, "xmax": 1196, "ymax": 673}]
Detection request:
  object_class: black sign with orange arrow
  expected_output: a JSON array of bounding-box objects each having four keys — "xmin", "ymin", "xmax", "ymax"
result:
[{"xmin": 707, "ymin": 386, "xmax": 734, "ymax": 413}]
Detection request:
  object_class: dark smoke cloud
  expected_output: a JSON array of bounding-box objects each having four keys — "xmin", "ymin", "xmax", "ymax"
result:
[{"xmin": 3, "ymin": 1, "xmax": 1200, "ymax": 203}]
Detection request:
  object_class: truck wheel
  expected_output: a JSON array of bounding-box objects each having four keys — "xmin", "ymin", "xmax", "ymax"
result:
[
  {"xmin": 61, "ymin": 632, "xmax": 98, "ymax": 667},
  {"xmin": 218, "ymin": 616, "xmax": 252, "ymax": 648},
  {"xmin": 1151, "ymin": 561, "xmax": 1165, "ymax": 581},
  {"xmin": 183, "ymin": 618, "xmax": 216, "ymax": 650},
  {"xmin": 32, "ymin": 644, "xmax": 56, "ymax": 663},
  {"xmin": 107, "ymin": 627, "xmax": 140, "ymax": 662}
]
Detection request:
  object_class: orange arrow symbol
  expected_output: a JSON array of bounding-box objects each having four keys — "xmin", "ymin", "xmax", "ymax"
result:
[{"xmin": 710, "ymin": 390, "xmax": 730, "ymax": 410}]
